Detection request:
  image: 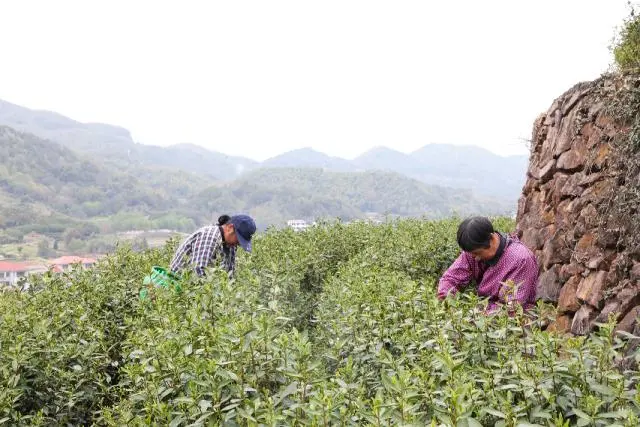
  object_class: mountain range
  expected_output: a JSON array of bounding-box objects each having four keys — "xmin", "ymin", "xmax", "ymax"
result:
[
  {"xmin": 266, "ymin": 145, "xmax": 528, "ymax": 200},
  {"xmin": 0, "ymin": 98, "xmax": 528, "ymax": 201},
  {"xmin": 0, "ymin": 97, "xmax": 525, "ymax": 253}
]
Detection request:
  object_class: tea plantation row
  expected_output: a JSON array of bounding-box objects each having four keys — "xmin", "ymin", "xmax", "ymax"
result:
[{"xmin": 1, "ymin": 219, "xmax": 639, "ymax": 426}]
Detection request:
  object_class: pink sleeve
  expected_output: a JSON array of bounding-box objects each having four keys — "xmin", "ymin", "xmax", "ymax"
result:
[
  {"xmin": 498, "ymin": 255, "xmax": 538, "ymax": 306},
  {"xmin": 437, "ymin": 252, "xmax": 476, "ymax": 299}
]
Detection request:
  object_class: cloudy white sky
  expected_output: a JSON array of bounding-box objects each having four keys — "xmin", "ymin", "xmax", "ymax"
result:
[{"xmin": 0, "ymin": 1, "xmax": 631, "ymax": 160}]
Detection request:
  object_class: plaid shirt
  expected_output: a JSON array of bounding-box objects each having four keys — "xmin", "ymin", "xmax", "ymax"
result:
[{"xmin": 170, "ymin": 225, "xmax": 236, "ymax": 277}]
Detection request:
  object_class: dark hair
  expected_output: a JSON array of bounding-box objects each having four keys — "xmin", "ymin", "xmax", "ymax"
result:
[
  {"xmin": 217, "ymin": 214, "xmax": 231, "ymax": 226},
  {"xmin": 456, "ymin": 216, "xmax": 494, "ymax": 252}
]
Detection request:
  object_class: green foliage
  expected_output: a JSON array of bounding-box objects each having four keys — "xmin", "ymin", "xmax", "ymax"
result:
[
  {"xmin": 0, "ymin": 245, "xmax": 167, "ymax": 424},
  {"xmin": 63, "ymin": 223, "xmax": 100, "ymax": 246},
  {"xmin": 84, "ymin": 236, "xmax": 117, "ymax": 254},
  {"xmin": 0, "ymin": 125, "xmax": 514, "ymax": 253},
  {"xmin": 36, "ymin": 240, "xmax": 55, "ymax": 258},
  {"xmin": 1, "ymin": 219, "xmax": 639, "ymax": 426},
  {"xmin": 194, "ymin": 168, "xmax": 513, "ymax": 229},
  {"xmin": 102, "ymin": 212, "xmax": 154, "ymax": 233},
  {"xmin": 613, "ymin": 5, "xmax": 640, "ymax": 71},
  {"xmin": 131, "ymin": 237, "xmax": 149, "ymax": 252},
  {"xmin": 600, "ymin": 73, "xmax": 640, "ymax": 263},
  {"xmin": 4, "ymin": 216, "xmax": 83, "ymax": 242},
  {"xmin": 149, "ymin": 213, "xmax": 197, "ymax": 233},
  {"xmin": 0, "ymin": 126, "xmax": 172, "ymax": 218}
]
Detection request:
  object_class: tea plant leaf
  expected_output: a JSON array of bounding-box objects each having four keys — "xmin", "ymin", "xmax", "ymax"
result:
[
  {"xmin": 531, "ymin": 409, "xmax": 552, "ymax": 420},
  {"xmin": 461, "ymin": 417, "xmax": 483, "ymax": 427},
  {"xmin": 572, "ymin": 408, "xmax": 592, "ymax": 420},
  {"xmin": 598, "ymin": 410, "xmax": 630, "ymax": 418},
  {"xmin": 169, "ymin": 415, "xmax": 185, "ymax": 427},
  {"xmin": 174, "ymin": 397, "xmax": 195, "ymax": 405},
  {"xmin": 183, "ymin": 343, "xmax": 193, "ymax": 356},
  {"xmin": 483, "ymin": 408, "xmax": 507, "ymax": 418}
]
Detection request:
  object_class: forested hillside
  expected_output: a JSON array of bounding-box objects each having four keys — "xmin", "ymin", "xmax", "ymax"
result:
[
  {"xmin": 194, "ymin": 168, "xmax": 512, "ymax": 229},
  {"xmin": 0, "ymin": 125, "xmax": 510, "ymax": 255}
]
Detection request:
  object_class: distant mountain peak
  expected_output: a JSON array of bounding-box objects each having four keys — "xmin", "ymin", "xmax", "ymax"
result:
[
  {"xmin": 360, "ymin": 146, "xmax": 402, "ymax": 155},
  {"xmin": 262, "ymin": 147, "xmax": 354, "ymax": 172},
  {"xmin": 279, "ymin": 146, "xmax": 325, "ymax": 156}
]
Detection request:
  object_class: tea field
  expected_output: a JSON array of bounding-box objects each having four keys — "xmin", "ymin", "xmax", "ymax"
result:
[{"xmin": 1, "ymin": 219, "xmax": 639, "ymax": 426}]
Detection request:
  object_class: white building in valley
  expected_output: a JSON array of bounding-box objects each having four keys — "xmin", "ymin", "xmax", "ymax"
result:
[
  {"xmin": 287, "ymin": 219, "xmax": 309, "ymax": 232},
  {"xmin": 0, "ymin": 261, "xmax": 48, "ymax": 288}
]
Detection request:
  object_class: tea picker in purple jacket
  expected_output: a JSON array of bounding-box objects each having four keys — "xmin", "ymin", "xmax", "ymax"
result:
[{"xmin": 437, "ymin": 216, "xmax": 538, "ymax": 312}]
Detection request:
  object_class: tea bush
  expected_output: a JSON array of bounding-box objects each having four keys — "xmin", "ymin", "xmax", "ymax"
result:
[
  {"xmin": 1, "ymin": 218, "xmax": 640, "ymax": 426},
  {"xmin": 613, "ymin": 6, "xmax": 640, "ymax": 71}
]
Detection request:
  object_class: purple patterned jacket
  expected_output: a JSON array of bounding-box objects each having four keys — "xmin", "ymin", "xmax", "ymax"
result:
[{"xmin": 437, "ymin": 234, "xmax": 539, "ymax": 311}]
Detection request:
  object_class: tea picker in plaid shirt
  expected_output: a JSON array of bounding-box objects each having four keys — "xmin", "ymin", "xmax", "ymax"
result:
[
  {"xmin": 170, "ymin": 214, "xmax": 256, "ymax": 278},
  {"xmin": 437, "ymin": 216, "xmax": 539, "ymax": 312}
]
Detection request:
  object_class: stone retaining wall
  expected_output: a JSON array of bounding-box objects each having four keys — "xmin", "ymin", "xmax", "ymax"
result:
[{"xmin": 516, "ymin": 77, "xmax": 639, "ymax": 334}]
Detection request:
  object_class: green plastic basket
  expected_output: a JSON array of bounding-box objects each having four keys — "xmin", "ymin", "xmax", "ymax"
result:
[{"xmin": 140, "ymin": 266, "xmax": 182, "ymax": 300}]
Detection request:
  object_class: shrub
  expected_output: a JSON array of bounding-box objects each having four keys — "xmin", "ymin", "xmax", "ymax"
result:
[
  {"xmin": 1, "ymin": 219, "xmax": 640, "ymax": 426},
  {"xmin": 613, "ymin": 5, "xmax": 640, "ymax": 70}
]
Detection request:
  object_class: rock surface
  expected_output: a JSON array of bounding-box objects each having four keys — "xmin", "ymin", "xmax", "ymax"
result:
[{"xmin": 516, "ymin": 77, "xmax": 639, "ymax": 334}]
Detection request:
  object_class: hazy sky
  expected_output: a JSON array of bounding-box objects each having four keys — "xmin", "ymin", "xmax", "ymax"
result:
[{"xmin": 0, "ymin": 1, "xmax": 630, "ymax": 160}]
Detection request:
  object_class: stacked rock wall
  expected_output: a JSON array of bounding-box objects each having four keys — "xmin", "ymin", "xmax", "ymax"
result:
[{"xmin": 516, "ymin": 76, "xmax": 639, "ymax": 335}]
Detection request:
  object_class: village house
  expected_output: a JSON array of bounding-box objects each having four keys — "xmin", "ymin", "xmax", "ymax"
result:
[
  {"xmin": 0, "ymin": 261, "xmax": 48, "ymax": 288},
  {"xmin": 0, "ymin": 256, "xmax": 98, "ymax": 289},
  {"xmin": 48, "ymin": 256, "xmax": 97, "ymax": 272}
]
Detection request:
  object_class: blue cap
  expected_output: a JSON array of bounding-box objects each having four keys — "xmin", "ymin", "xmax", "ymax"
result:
[{"xmin": 230, "ymin": 214, "xmax": 256, "ymax": 252}]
